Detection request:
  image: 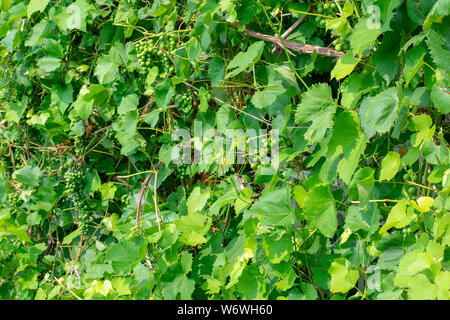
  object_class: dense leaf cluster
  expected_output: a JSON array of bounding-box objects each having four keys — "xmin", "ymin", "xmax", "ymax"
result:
[{"xmin": 0, "ymin": 0, "xmax": 449, "ymax": 300}]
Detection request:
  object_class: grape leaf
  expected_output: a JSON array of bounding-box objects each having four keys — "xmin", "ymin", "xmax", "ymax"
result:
[
  {"xmin": 350, "ymin": 18, "xmax": 381, "ymax": 55},
  {"xmin": 12, "ymin": 165, "xmax": 40, "ymax": 188},
  {"xmin": 359, "ymin": 87, "xmax": 399, "ymax": 138},
  {"xmin": 327, "ymin": 111, "xmax": 367, "ymax": 185},
  {"xmin": 209, "ymin": 56, "xmax": 226, "ymax": 86},
  {"xmin": 250, "ymin": 187, "xmax": 295, "ymax": 227},
  {"xmin": 329, "ymin": 258, "xmax": 359, "ymax": 293},
  {"xmin": 380, "ymin": 151, "xmax": 401, "ymax": 181},
  {"xmin": 27, "ymin": 0, "xmax": 49, "ymax": 18},
  {"xmin": 304, "ymin": 184, "xmax": 338, "ymax": 238},
  {"xmin": 331, "ymin": 52, "xmax": 359, "ymax": 80},
  {"xmin": 295, "ymin": 83, "xmax": 336, "ymax": 144},
  {"xmin": 225, "ymin": 41, "xmax": 264, "ymax": 78}
]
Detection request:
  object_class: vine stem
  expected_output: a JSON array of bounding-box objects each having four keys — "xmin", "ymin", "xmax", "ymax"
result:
[
  {"xmin": 117, "ymin": 170, "xmax": 156, "ymax": 179},
  {"xmin": 350, "ymin": 199, "xmax": 400, "ymax": 204},
  {"xmin": 297, "ymin": 228, "xmax": 318, "ymax": 249},
  {"xmin": 53, "ymin": 276, "xmax": 82, "ymax": 300},
  {"xmin": 375, "ymin": 179, "xmax": 435, "ymax": 191},
  {"xmin": 153, "ymin": 170, "xmax": 162, "ymax": 232},
  {"xmin": 136, "ymin": 161, "xmax": 163, "ymax": 235}
]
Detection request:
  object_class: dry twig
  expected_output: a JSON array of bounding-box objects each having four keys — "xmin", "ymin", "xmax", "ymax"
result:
[
  {"xmin": 244, "ymin": 28, "xmax": 344, "ymax": 58},
  {"xmin": 271, "ymin": 16, "xmax": 307, "ymax": 54}
]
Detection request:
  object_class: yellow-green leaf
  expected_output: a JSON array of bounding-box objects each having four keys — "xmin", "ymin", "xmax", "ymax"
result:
[{"xmin": 379, "ymin": 151, "xmax": 400, "ymax": 181}]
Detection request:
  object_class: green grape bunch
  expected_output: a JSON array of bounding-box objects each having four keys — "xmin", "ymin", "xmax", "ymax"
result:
[
  {"xmin": 68, "ymin": 113, "xmax": 87, "ymax": 157},
  {"xmin": 64, "ymin": 168, "xmax": 89, "ymax": 215},
  {"xmin": 74, "ymin": 136, "xmax": 86, "ymax": 157},
  {"xmin": 333, "ymin": 35, "xmax": 350, "ymax": 52},
  {"xmin": 13, "ymin": 147, "xmax": 25, "ymax": 164},
  {"xmin": 175, "ymin": 92, "xmax": 193, "ymax": 112},
  {"xmin": 315, "ymin": 2, "xmax": 338, "ymax": 26},
  {"xmin": 6, "ymin": 191, "xmax": 23, "ymax": 217},
  {"xmin": 323, "ymin": 2, "xmax": 337, "ymax": 12},
  {"xmin": 173, "ymin": 163, "xmax": 190, "ymax": 181},
  {"xmin": 135, "ymin": 33, "xmax": 178, "ymax": 75},
  {"xmin": 68, "ymin": 113, "xmax": 78, "ymax": 127},
  {"xmin": 121, "ymin": 194, "xmax": 132, "ymax": 210},
  {"xmin": 105, "ymin": 127, "xmax": 115, "ymax": 139},
  {"xmin": 7, "ymin": 192, "xmax": 21, "ymax": 208}
]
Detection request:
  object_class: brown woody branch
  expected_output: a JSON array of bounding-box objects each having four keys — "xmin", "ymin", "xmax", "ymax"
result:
[{"xmin": 243, "ymin": 28, "xmax": 344, "ymax": 58}]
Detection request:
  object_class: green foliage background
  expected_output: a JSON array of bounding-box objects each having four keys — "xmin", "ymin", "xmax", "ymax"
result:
[{"xmin": 0, "ymin": 0, "xmax": 449, "ymax": 300}]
